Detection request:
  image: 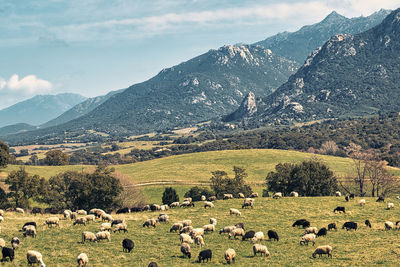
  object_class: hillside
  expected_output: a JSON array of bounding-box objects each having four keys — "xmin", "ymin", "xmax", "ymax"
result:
[
  {"xmin": 0, "ymin": 93, "xmax": 86, "ymax": 128},
  {"xmin": 255, "ymin": 9, "xmax": 391, "ymax": 63},
  {"xmin": 0, "ymin": 123, "xmax": 37, "ymax": 136}
]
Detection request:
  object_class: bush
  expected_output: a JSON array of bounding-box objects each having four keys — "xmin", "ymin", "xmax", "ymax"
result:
[
  {"xmin": 162, "ymin": 187, "xmax": 179, "ymax": 205},
  {"xmin": 210, "ymin": 166, "xmax": 252, "ymax": 199},
  {"xmin": 0, "ymin": 140, "xmax": 10, "ymax": 168},
  {"xmin": 44, "ymin": 150, "xmax": 70, "ymax": 166},
  {"xmin": 184, "ymin": 186, "xmax": 214, "ymax": 202}
]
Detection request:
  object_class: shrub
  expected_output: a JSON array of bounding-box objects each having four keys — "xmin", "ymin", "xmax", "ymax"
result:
[
  {"xmin": 184, "ymin": 186, "xmax": 214, "ymax": 202},
  {"xmin": 210, "ymin": 166, "xmax": 252, "ymax": 199},
  {"xmin": 162, "ymin": 187, "xmax": 179, "ymax": 205}
]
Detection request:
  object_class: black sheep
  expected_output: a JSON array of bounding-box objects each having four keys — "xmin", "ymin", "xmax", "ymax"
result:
[
  {"xmin": 235, "ymin": 222, "xmax": 245, "ymax": 230},
  {"xmin": 267, "ymin": 230, "xmax": 279, "ymax": 241},
  {"xmin": 349, "ymin": 194, "xmax": 355, "ymax": 199},
  {"xmin": 131, "ymin": 206, "xmax": 143, "ymax": 212},
  {"xmin": 148, "ymin": 262, "xmax": 158, "ymax": 267},
  {"xmin": 316, "ymin": 228, "xmax": 327, "ymax": 237},
  {"xmin": 198, "ymin": 249, "xmax": 212, "ymax": 263},
  {"xmin": 376, "ymin": 196, "xmax": 385, "ymax": 202},
  {"xmin": 328, "ymin": 223, "xmax": 337, "ymax": 231},
  {"xmin": 333, "ymin": 206, "xmax": 346, "ymax": 213},
  {"xmin": 342, "ymin": 221, "xmax": 357, "ymax": 231},
  {"xmin": 22, "ymin": 222, "xmax": 37, "ymax": 231},
  {"xmin": 365, "ymin": 220, "xmax": 372, "ymax": 228},
  {"xmin": 345, "ymin": 196, "xmax": 349, "ymax": 202},
  {"xmin": 116, "ymin": 207, "xmax": 130, "ymax": 214},
  {"xmin": 122, "ymin": 239, "xmax": 134, "ymax": 253},
  {"xmin": 242, "ymin": 230, "xmax": 255, "ymax": 241},
  {"xmin": 292, "ymin": 219, "xmax": 310, "ymax": 228},
  {"xmin": 111, "ymin": 219, "xmax": 124, "ymax": 227},
  {"xmin": 30, "ymin": 207, "xmax": 43, "ymax": 215},
  {"xmin": 1, "ymin": 247, "xmax": 14, "ymax": 262}
]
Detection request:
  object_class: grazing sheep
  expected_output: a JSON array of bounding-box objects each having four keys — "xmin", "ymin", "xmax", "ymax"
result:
[
  {"xmin": 180, "ymin": 226, "xmax": 193, "ymax": 234},
  {"xmin": 335, "ymin": 191, "xmax": 341, "ymax": 197},
  {"xmin": 342, "ymin": 221, "xmax": 357, "ymax": 231},
  {"xmin": 0, "ymin": 238, "xmax": 4, "ymax": 248},
  {"xmin": 253, "ymin": 244, "xmax": 270, "ymax": 257},
  {"xmin": 44, "ymin": 217, "xmax": 60, "ymax": 228},
  {"xmin": 160, "ymin": 205, "xmax": 169, "ymax": 211},
  {"xmin": 198, "ymin": 249, "xmax": 212, "ymax": 263},
  {"xmin": 181, "ymin": 243, "xmax": 191, "ymax": 258},
  {"xmin": 300, "ymin": 233, "xmax": 316, "ymax": 246},
  {"xmin": 0, "ymin": 216, "xmax": 4, "ymax": 223},
  {"xmin": 312, "ymin": 245, "xmax": 333, "ymax": 258},
  {"xmin": 84, "ymin": 215, "xmax": 95, "ymax": 223},
  {"xmin": 2, "ymin": 247, "xmax": 14, "ymax": 262},
  {"xmin": 122, "ymin": 238, "xmax": 134, "ymax": 252},
  {"xmin": 82, "ymin": 231, "xmax": 96, "ymax": 243},
  {"xmin": 180, "ymin": 201, "xmax": 195, "ymax": 208},
  {"xmin": 73, "ymin": 217, "xmax": 87, "ymax": 226},
  {"xmin": 23, "ymin": 225, "xmax": 37, "ymax": 238},
  {"xmin": 223, "ymin": 194, "xmax": 233, "ymax": 200},
  {"xmin": 387, "ymin": 202, "xmax": 395, "ymax": 209},
  {"xmin": 229, "ymin": 228, "xmax": 245, "ymax": 239},
  {"xmin": 11, "ymin": 237, "xmax": 19, "ymax": 250},
  {"xmin": 219, "ymin": 226, "xmax": 236, "ymax": 235},
  {"xmin": 328, "ymin": 223, "xmax": 337, "ymax": 231},
  {"xmin": 345, "ymin": 196, "xmax": 349, "ymax": 202},
  {"xmin": 210, "ymin": 218, "xmax": 217, "ymax": 225},
  {"xmin": 290, "ymin": 191, "xmax": 299, "ymax": 197},
  {"xmin": 64, "ymin": 210, "xmax": 72, "ymax": 219},
  {"xmin": 158, "ymin": 214, "xmax": 169, "ymax": 223},
  {"xmin": 250, "ymin": 192, "xmax": 259, "ymax": 198},
  {"xmin": 183, "ymin": 197, "xmax": 192, "ymax": 203},
  {"xmin": 113, "ymin": 223, "xmax": 128, "ymax": 233},
  {"xmin": 16, "ymin": 208, "xmax": 24, "ymax": 213},
  {"xmin": 77, "ymin": 253, "xmax": 88, "ymax": 267},
  {"xmin": 101, "ymin": 213, "xmax": 113, "ymax": 222},
  {"xmin": 0, "ymin": 210, "xmax": 3, "ymax": 216},
  {"xmin": 230, "ymin": 208, "xmax": 241, "ymax": 216},
  {"xmin": 180, "ymin": 233, "xmax": 194, "ymax": 244},
  {"xmin": 304, "ymin": 227, "xmax": 318, "ymax": 235},
  {"xmin": 365, "ymin": 220, "xmax": 372, "ymax": 228},
  {"xmin": 170, "ymin": 223, "xmax": 184, "ymax": 233},
  {"xmin": 190, "ymin": 228, "xmax": 205, "ymax": 238},
  {"xmin": 268, "ymin": 230, "xmax": 279, "ymax": 241},
  {"xmin": 242, "ymin": 198, "xmax": 254, "ymax": 209},
  {"xmin": 95, "ymin": 231, "xmax": 111, "ymax": 242},
  {"xmin": 201, "ymin": 195, "xmax": 206, "ymax": 201},
  {"xmin": 202, "ymin": 224, "xmax": 215, "ymax": 233},
  {"xmin": 77, "ymin": 210, "xmax": 87, "ymax": 215},
  {"xmin": 376, "ymin": 196, "xmax": 385, "ymax": 202},
  {"xmin": 333, "ymin": 206, "xmax": 345, "ymax": 213},
  {"xmin": 238, "ymin": 193, "xmax": 245, "ymax": 198},
  {"xmin": 385, "ymin": 221, "xmax": 394, "ymax": 230},
  {"xmin": 316, "ymin": 228, "xmax": 327, "ymax": 237},
  {"xmin": 170, "ymin": 202, "xmax": 180, "ymax": 208},
  {"xmin": 242, "ymin": 230, "xmax": 255, "ymax": 241},
  {"xmin": 273, "ymin": 192, "xmax": 282, "ymax": 199},
  {"xmin": 90, "ymin": 209, "xmax": 106, "ymax": 218},
  {"xmin": 148, "ymin": 262, "xmax": 158, "ymax": 267},
  {"xmin": 22, "ymin": 221, "xmax": 36, "ymax": 231},
  {"xmin": 27, "ymin": 250, "xmax": 45, "ymax": 266},
  {"xmin": 143, "ymin": 219, "xmax": 157, "ymax": 228},
  {"xmin": 70, "ymin": 212, "xmax": 78, "ymax": 220},
  {"xmin": 251, "ymin": 231, "xmax": 265, "ymax": 243},
  {"xmin": 235, "ymin": 222, "xmax": 245, "ymax": 230},
  {"xmin": 194, "ymin": 235, "xmax": 205, "ymax": 247},
  {"xmin": 180, "ymin": 220, "xmax": 192, "ymax": 227},
  {"xmin": 292, "ymin": 219, "xmax": 310, "ymax": 228},
  {"xmin": 359, "ymin": 199, "xmax": 366, "ymax": 206},
  {"xmin": 100, "ymin": 223, "xmax": 112, "ymax": 232},
  {"xmin": 204, "ymin": 201, "xmax": 215, "ymax": 209},
  {"xmin": 111, "ymin": 219, "xmax": 125, "ymax": 227},
  {"xmin": 224, "ymin": 248, "xmax": 236, "ymax": 264},
  {"xmin": 349, "ymin": 194, "xmax": 355, "ymax": 199},
  {"xmin": 208, "ymin": 196, "xmax": 217, "ymax": 202}
]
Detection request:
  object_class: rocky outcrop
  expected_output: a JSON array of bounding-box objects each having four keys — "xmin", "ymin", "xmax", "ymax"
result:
[{"xmin": 223, "ymin": 92, "xmax": 257, "ymax": 122}]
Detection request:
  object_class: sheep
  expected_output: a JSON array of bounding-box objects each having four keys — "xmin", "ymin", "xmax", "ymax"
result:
[
  {"xmin": 148, "ymin": 262, "xmax": 158, "ymax": 267},
  {"xmin": 27, "ymin": 250, "xmax": 45, "ymax": 266},
  {"xmin": 290, "ymin": 191, "xmax": 299, "ymax": 197},
  {"xmin": 95, "ymin": 231, "xmax": 111, "ymax": 242},
  {"xmin": 377, "ymin": 196, "xmax": 385, "ymax": 202},
  {"xmin": 198, "ymin": 249, "xmax": 212, "ymax": 263},
  {"xmin": 2, "ymin": 247, "xmax": 14, "ymax": 262},
  {"xmin": 82, "ymin": 231, "xmax": 96, "ymax": 243},
  {"xmin": 183, "ymin": 197, "xmax": 192, "ymax": 203},
  {"xmin": 219, "ymin": 226, "xmax": 236, "ymax": 234},
  {"xmin": 77, "ymin": 253, "xmax": 88, "ymax": 267},
  {"xmin": 328, "ymin": 223, "xmax": 337, "ymax": 231},
  {"xmin": 64, "ymin": 209, "xmax": 72, "ymax": 219},
  {"xmin": 73, "ymin": 217, "xmax": 87, "ymax": 226},
  {"xmin": 180, "ymin": 233, "xmax": 194, "ymax": 244},
  {"xmin": 90, "ymin": 209, "xmax": 106, "ymax": 218},
  {"xmin": 387, "ymin": 202, "xmax": 395, "ymax": 209},
  {"xmin": 333, "ymin": 206, "xmax": 345, "ymax": 213},
  {"xmin": 238, "ymin": 193, "xmax": 245, "ymax": 198},
  {"xmin": 170, "ymin": 202, "xmax": 180, "ymax": 208},
  {"xmin": 100, "ymin": 223, "xmax": 112, "ymax": 232},
  {"xmin": 160, "ymin": 205, "xmax": 169, "ymax": 211},
  {"xmin": 223, "ymin": 194, "xmax": 233, "ymax": 200},
  {"xmin": 273, "ymin": 192, "xmax": 283, "ymax": 199},
  {"xmin": 208, "ymin": 196, "xmax": 217, "ymax": 202},
  {"xmin": 229, "ymin": 228, "xmax": 245, "ymax": 239},
  {"xmin": 180, "ymin": 226, "xmax": 193, "ymax": 234},
  {"xmin": 101, "ymin": 213, "xmax": 113, "ymax": 222},
  {"xmin": 268, "ymin": 230, "xmax": 279, "ymax": 241},
  {"xmin": 359, "ymin": 199, "xmax": 366, "ymax": 206},
  {"xmin": 201, "ymin": 195, "xmax": 206, "ymax": 201},
  {"xmin": 385, "ymin": 221, "xmax": 394, "ymax": 230},
  {"xmin": 181, "ymin": 243, "xmax": 191, "ymax": 259},
  {"xmin": 23, "ymin": 225, "xmax": 37, "ymax": 238},
  {"xmin": 0, "ymin": 209, "xmax": 4, "ymax": 216},
  {"xmin": 143, "ymin": 219, "xmax": 157, "ymax": 228},
  {"xmin": 0, "ymin": 238, "xmax": 4, "ymax": 248},
  {"xmin": 111, "ymin": 219, "xmax": 125, "ymax": 227},
  {"xmin": 335, "ymin": 191, "xmax": 341, "ymax": 197},
  {"xmin": 170, "ymin": 223, "xmax": 184, "ymax": 233},
  {"xmin": 349, "ymin": 193, "xmax": 355, "ymax": 199},
  {"xmin": 70, "ymin": 212, "xmax": 78, "ymax": 220},
  {"xmin": 116, "ymin": 207, "xmax": 130, "ymax": 214},
  {"xmin": 194, "ymin": 235, "xmax": 205, "ymax": 247},
  {"xmin": 202, "ymin": 224, "xmax": 215, "ymax": 233},
  {"xmin": 44, "ymin": 217, "xmax": 60, "ymax": 228},
  {"xmin": 150, "ymin": 204, "xmax": 161, "ymax": 211},
  {"xmin": 204, "ymin": 201, "xmax": 215, "ymax": 209},
  {"xmin": 0, "ymin": 216, "xmax": 4, "ymax": 222},
  {"xmin": 180, "ymin": 201, "xmax": 195, "ymax": 208},
  {"xmin": 292, "ymin": 219, "xmax": 310, "ymax": 228},
  {"xmin": 77, "ymin": 210, "xmax": 87, "ymax": 215},
  {"xmin": 235, "ymin": 222, "xmax": 245, "ymax": 230},
  {"xmin": 113, "ymin": 223, "xmax": 128, "ymax": 233},
  {"xmin": 365, "ymin": 220, "xmax": 372, "ymax": 228},
  {"xmin": 224, "ymin": 248, "xmax": 236, "ymax": 264},
  {"xmin": 242, "ymin": 230, "xmax": 255, "ymax": 241},
  {"xmin": 250, "ymin": 192, "xmax": 259, "ymax": 198},
  {"xmin": 251, "ymin": 231, "xmax": 265, "ymax": 243},
  {"xmin": 304, "ymin": 227, "xmax": 318, "ymax": 235},
  {"xmin": 316, "ymin": 228, "xmax": 327, "ymax": 237},
  {"xmin": 122, "ymin": 238, "xmax": 134, "ymax": 252},
  {"xmin": 190, "ymin": 228, "xmax": 205, "ymax": 238},
  {"xmin": 242, "ymin": 198, "xmax": 254, "ymax": 209},
  {"xmin": 158, "ymin": 214, "xmax": 169, "ymax": 223},
  {"xmin": 253, "ymin": 244, "xmax": 270, "ymax": 257},
  {"xmin": 210, "ymin": 218, "xmax": 217, "ymax": 225},
  {"xmin": 84, "ymin": 215, "xmax": 95, "ymax": 223},
  {"xmin": 180, "ymin": 220, "xmax": 192, "ymax": 227},
  {"xmin": 230, "ymin": 208, "xmax": 241, "ymax": 216},
  {"xmin": 342, "ymin": 221, "xmax": 357, "ymax": 231},
  {"xmin": 16, "ymin": 208, "xmax": 24, "ymax": 213},
  {"xmin": 312, "ymin": 245, "xmax": 333, "ymax": 258},
  {"xmin": 345, "ymin": 196, "xmax": 349, "ymax": 202},
  {"xmin": 300, "ymin": 233, "xmax": 316, "ymax": 246},
  {"xmin": 11, "ymin": 237, "xmax": 19, "ymax": 250}
]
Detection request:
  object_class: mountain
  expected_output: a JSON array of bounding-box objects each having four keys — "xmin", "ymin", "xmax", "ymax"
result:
[
  {"xmin": 41, "ymin": 89, "xmax": 124, "ymax": 128},
  {"xmin": 255, "ymin": 9, "xmax": 391, "ymax": 63},
  {"xmin": 4, "ymin": 45, "xmax": 299, "ymax": 144},
  {"xmin": 0, "ymin": 123, "xmax": 37, "ymax": 136},
  {"xmin": 240, "ymin": 8, "xmax": 400, "ymax": 126},
  {"xmin": 223, "ymin": 91, "xmax": 257, "ymax": 122},
  {"xmin": 0, "ymin": 93, "xmax": 87, "ymax": 127}
]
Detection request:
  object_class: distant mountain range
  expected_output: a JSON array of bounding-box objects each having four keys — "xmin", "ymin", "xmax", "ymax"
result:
[
  {"xmin": 255, "ymin": 9, "xmax": 391, "ymax": 63},
  {"xmin": 0, "ymin": 93, "xmax": 86, "ymax": 128}
]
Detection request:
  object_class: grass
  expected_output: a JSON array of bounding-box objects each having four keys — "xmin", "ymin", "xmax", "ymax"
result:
[{"xmin": 0, "ymin": 196, "xmax": 400, "ymax": 266}]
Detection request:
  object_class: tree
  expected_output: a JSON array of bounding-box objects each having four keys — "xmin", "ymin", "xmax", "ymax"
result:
[
  {"xmin": 162, "ymin": 187, "xmax": 179, "ymax": 205},
  {"xmin": 0, "ymin": 140, "xmax": 10, "ymax": 168},
  {"xmin": 345, "ymin": 143, "xmax": 370, "ymax": 196},
  {"xmin": 266, "ymin": 160, "xmax": 338, "ymax": 196},
  {"xmin": 318, "ymin": 141, "xmax": 339, "ymax": 155},
  {"xmin": 184, "ymin": 186, "xmax": 214, "ymax": 202},
  {"xmin": 5, "ymin": 167, "xmax": 41, "ymax": 208},
  {"xmin": 210, "ymin": 166, "xmax": 252, "ymax": 199},
  {"xmin": 0, "ymin": 187, "xmax": 10, "ymax": 209},
  {"xmin": 44, "ymin": 150, "xmax": 70, "ymax": 166}
]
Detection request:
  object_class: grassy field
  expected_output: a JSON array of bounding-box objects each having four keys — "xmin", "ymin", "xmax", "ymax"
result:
[{"xmin": 0, "ymin": 196, "xmax": 400, "ymax": 266}]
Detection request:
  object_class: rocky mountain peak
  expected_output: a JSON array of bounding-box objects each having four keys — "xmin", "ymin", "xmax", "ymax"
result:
[{"xmin": 222, "ymin": 91, "xmax": 257, "ymax": 122}]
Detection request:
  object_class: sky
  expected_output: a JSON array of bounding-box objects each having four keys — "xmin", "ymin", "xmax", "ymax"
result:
[{"xmin": 1, "ymin": 0, "xmax": 400, "ymax": 109}]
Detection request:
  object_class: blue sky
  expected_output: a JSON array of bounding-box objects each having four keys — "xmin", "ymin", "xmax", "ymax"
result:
[{"xmin": 1, "ymin": 0, "xmax": 399, "ymax": 109}]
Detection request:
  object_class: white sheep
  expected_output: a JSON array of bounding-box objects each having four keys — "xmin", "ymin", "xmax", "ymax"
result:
[
  {"xmin": 190, "ymin": 228, "xmax": 205, "ymax": 238},
  {"xmin": 224, "ymin": 248, "xmax": 236, "ymax": 264},
  {"xmin": 77, "ymin": 252, "xmax": 89, "ymax": 267},
  {"xmin": 223, "ymin": 194, "xmax": 233, "ymax": 200},
  {"xmin": 77, "ymin": 210, "xmax": 87, "ymax": 215},
  {"xmin": 229, "ymin": 228, "xmax": 245, "ymax": 239},
  {"xmin": 95, "ymin": 231, "xmax": 111, "ymax": 242},
  {"xmin": 0, "ymin": 238, "xmax": 5, "ymax": 248},
  {"xmin": 0, "ymin": 209, "xmax": 4, "ymax": 216},
  {"xmin": 273, "ymin": 192, "xmax": 283, "ymax": 199},
  {"xmin": 304, "ymin": 227, "xmax": 318, "ymax": 235},
  {"xmin": 250, "ymin": 192, "xmax": 259, "ymax": 198},
  {"xmin": 242, "ymin": 198, "xmax": 255, "ymax": 209},
  {"xmin": 210, "ymin": 218, "xmax": 217, "ymax": 225},
  {"xmin": 335, "ymin": 191, "xmax": 341, "ymax": 197},
  {"xmin": 202, "ymin": 224, "xmax": 215, "ymax": 233},
  {"xmin": 387, "ymin": 202, "xmax": 395, "ymax": 209},
  {"xmin": 170, "ymin": 223, "xmax": 184, "ymax": 233},
  {"xmin": 170, "ymin": 202, "xmax": 180, "ymax": 208},
  {"xmin": 113, "ymin": 223, "xmax": 128, "ymax": 233},
  {"xmin": 300, "ymin": 233, "xmax": 316, "ymax": 246},
  {"xmin": 238, "ymin": 193, "xmax": 245, "ymax": 198},
  {"xmin": 85, "ymin": 215, "xmax": 95, "ymax": 223},
  {"xmin": 180, "ymin": 242, "xmax": 191, "ymax": 258},
  {"xmin": 253, "ymin": 244, "xmax": 270, "ymax": 257},
  {"xmin": 183, "ymin": 197, "xmax": 192, "ymax": 203},
  {"xmin": 160, "ymin": 205, "xmax": 169, "ymax": 211},
  {"xmin": 230, "ymin": 208, "xmax": 241, "ymax": 216},
  {"xmin": 251, "ymin": 231, "xmax": 265, "ymax": 243},
  {"xmin": 70, "ymin": 212, "xmax": 77, "ymax": 220},
  {"xmin": 73, "ymin": 217, "xmax": 87, "ymax": 226},
  {"xmin": 44, "ymin": 217, "xmax": 60, "ymax": 228},
  {"xmin": 23, "ymin": 225, "xmax": 37, "ymax": 238},
  {"xmin": 100, "ymin": 222, "xmax": 112, "ymax": 232},
  {"xmin": 101, "ymin": 213, "xmax": 113, "ymax": 222},
  {"xmin": 82, "ymin": 231, "xmax": 96, "ymax": 243},
  {"xmin": 194, "ymin": 235, "xmax": 205, "ymax": 247},
  {"xmin": 359, "ymin": 199, "xmax": 366, "ymax": 206},
  {"xmin": 0, "ymin": 216, "xmax": 4, "ymax": 222},
  {"xmin": 16, "ymin": 207, "xmax": 24, "ymax": 213},
  {"xmin": 219, "ymin": 225, "xmax": 236, "ymax": 234},
  {"xmin": 143, "ymin": 219, "xmax": 157, "ymax": 228},
  {"xmin": 158, "ymin": 214, "xmax": 169, "ymax": 223},
  {"xmin": 312, "ymin": 245, "xmax": 333, "ymax": 258},
  {"xmin": 64, "ymin": 209, "xmax": 72, "ymax": 219},
  {"xmin": 201, "ymin": 195, "xmax": 206, "ymax": 201},
  {"xmin": 27, "ymin": 250, "xmax": 45, "ymax": 267},
  {"xmin": 180, "ymin": 233, "xmax": 194, "ymax": 244},
  {"xmin": 385, "ymin": 221, "xmax": 394, "ymax": 230},
  {"xmin": 11, "ymin": 237, "xmax": 20, "ymax": 249},
  {"xmin": 290, "ymin": 191, "xmax": 299, "ymax": 197},
  {"xmin": 180, "ymin": 220, "xmax": 192, "ymax": 227},
  {"xmin": 180, "ymin": 226, "xmax": 193, "ymax": 234},
  {"xmin": 90, "ymin": 209, "xmax": 106, "ymax": 218},
  {"xmin": 204, "ymin": 201, "xmax": 215, "ymax": 208}
]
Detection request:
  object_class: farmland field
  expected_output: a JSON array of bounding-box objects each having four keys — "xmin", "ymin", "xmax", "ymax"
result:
[{"xmin": 0, "ymin": 196, "xmax": 399, "ymax": 266}]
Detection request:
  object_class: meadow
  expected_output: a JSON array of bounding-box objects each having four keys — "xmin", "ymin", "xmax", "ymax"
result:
[{"xmin": 0, "ymin": 196, "xmax": 399, "ymax": 266}]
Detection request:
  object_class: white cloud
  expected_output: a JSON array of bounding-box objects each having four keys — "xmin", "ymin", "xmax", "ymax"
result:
[{"xmin": 5, "ymin": 74, "xmax": 52, "ymax": 93}]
